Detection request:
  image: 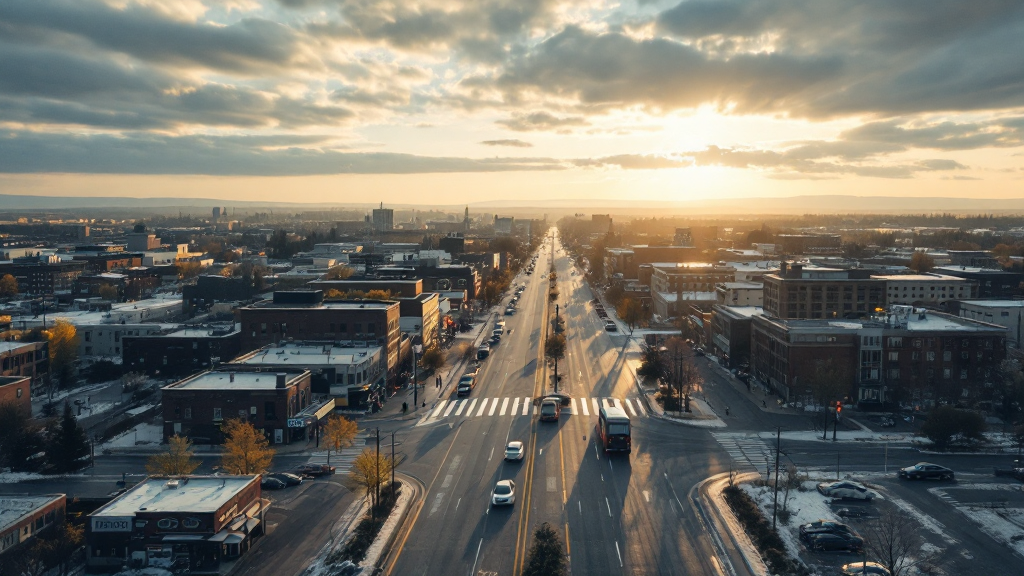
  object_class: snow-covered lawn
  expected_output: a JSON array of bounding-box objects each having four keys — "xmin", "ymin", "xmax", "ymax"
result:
[
  {"xmin": 741, "ymin": 479, "xmax": 837, "ymax": 560},
  {"xmin": 103, "ymin": 423, "xmax": 163, "ymax": 448}
]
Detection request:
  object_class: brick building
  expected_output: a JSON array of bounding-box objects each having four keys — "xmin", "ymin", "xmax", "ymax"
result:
[
  {"xmin": 710, "ymin": 305, "xmax": 762, "ymax": 368},
  {"xmin": 0, "ymin": 341, "xmax": 48, "ymax": 390},
  {"xmin": 763, "ymin": 263, "xmax": 885, "ymax": 320},
  {"xmin": 751, "ymin": 306, "xmax": 1006, "ymax": 410},
  {"xmin": 86, "ymin": 476, "xmax": 264, "ymax": 572},
  {"xmin": 123, "ymin": 324, "xmax": 242, "ymax": 377},
  {"xmin": 0, "ymin": 261, "xmax": 87, "ymax": 295},
  {"xmin": 238, "ymin": 291, "xmax": 401, "ymax": 383},
  {"xmin": 399, "ymin": 293, "xmax": 440, "ymax": 347},
  {"xmin": 308, "ymin": 278, "xmax": 422, "ymax": 298},
  {"xmin": 161, "ymin": 369, "xmax": 312, "ymax": 444},
  {"xmin": 0, "ymin": 376, "xmax": 31, "ymax": 418},
  {"xmin": 0, "ymin": 495, "xmax": 66, "ymax": 558}
]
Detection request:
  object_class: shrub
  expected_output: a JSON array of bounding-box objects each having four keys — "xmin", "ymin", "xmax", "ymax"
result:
[
  {"xmin": 722, "ymin": 486, "xmax": 807, "ymax": 575},
  {"xmin": 921, "ymin": 405, "xmax": 987, "ymax": 450}
]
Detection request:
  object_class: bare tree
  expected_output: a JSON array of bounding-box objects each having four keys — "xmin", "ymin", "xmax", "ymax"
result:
[{"xmin": 863, "ymin": 508, "xmax": 940, "ymax": 576}]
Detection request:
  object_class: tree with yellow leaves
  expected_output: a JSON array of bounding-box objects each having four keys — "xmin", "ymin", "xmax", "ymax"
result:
[
  {"xmin": 364, "ymin": 289, "xmax": 392, "ymax": 300},
  {"xmin": 322, "ymin": 415, "xmax": 358, "ymax": 467},
  {"xmin": 221, "ymin": 418, "xmax": 274, "ymax": 474},
  {"xmin": 348, "ymin": 448, "xmax": 393, "ymax": 511},
  {"xmin": 45, "ymin": 319, "xmax": 79, "ymax": 391},
  {"xmin": 147, "ymin": 435, "xmax": 201, "ymax": 476}
]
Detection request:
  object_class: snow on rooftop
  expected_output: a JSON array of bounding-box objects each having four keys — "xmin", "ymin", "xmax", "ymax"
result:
[
  {"xmin": 0, "ymin": 495, "xmax": 64, "ymax": 532},
  {"xmin": 169, "ymin": 371, "xmax": 302, "ymax": 391},
  {"xmin": 238, "ymin": 344, "xmax": 380, "ymax": 367},
  {"xmin": 0, "ymin": 341, "xmax": 38, "ymax": 354},
  {"xmin": 960, "ymin": 300, "xmax": 1024, "ymax": 308},
  {"xmin": 93, "ymin": 476, "xmax": 256, "ymax": 517}
]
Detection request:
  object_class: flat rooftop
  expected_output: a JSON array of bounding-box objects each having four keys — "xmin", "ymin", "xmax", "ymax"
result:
[
  {"xmin": 873, "ymin": 274, "xmax": 967, "ymax": 281},
  {"xmin": 960, "ymin": 300, "xmax": 1024, "ymax": 308},
  {"xmin": 238, "ymin": 344, "xmax": 381, "ymax": 366},
  {"xmin": 168, "ymin": 371, "xmax": 305, "ymax": 391},
  {"xmin": 93, "ymin": 476, "xmax": 256, "ymax": 517},
  {"xmin": 0, "ymin": 495, "xmax": 64, "ymax": 532},
  {"xmin": 250, "ymin": 299, "xmax": 394, "ymax": 310},
  {"xmin": 716, "ymin": 305, "xmax": 764, "ymax": 319},
  {"xmin": 0, "ymin": 341, "xmax": 38, "ymax": 354}
]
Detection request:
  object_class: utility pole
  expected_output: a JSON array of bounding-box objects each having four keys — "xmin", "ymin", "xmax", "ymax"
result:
[
  {"xmin": 772, "ymin": 427, "xmax": 781, "ymax": 530},
  {"xmin": 391, "ymin": 430, "xmax": 396, "ymax": 502},
  {"xmin": 375, "ymin": 428, "xmax": 381, "ymax": 521}
]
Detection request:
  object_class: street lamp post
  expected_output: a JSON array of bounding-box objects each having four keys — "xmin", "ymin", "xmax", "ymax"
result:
[
  {"xmin": 412, "ymin": 344, "xmax": 423, "ymax": 409},
  {"xmin": 554, "ymin": 303, "xmax": 560, "ymax": 394}
]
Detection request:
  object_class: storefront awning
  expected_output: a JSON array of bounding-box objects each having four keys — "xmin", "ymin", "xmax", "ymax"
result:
[
  {"xmin": 244, "ymin": 518, "xmax": 260, "ymax": 533},
  {"xmin": 162, "ymin": 535, "xmax": 206, "ymax": 542},
  {"xmin": 208, "ymin": 530, "xmax": 231, "ymax": 543},
  {"xmin": 223, "ymin": 533, "xmax": 245, "ymax": 545}
]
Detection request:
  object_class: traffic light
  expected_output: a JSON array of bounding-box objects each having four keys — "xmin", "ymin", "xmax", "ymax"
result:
[{"xmin": 836, "ymin": 401, "xmax": 842, "ymax": 418}]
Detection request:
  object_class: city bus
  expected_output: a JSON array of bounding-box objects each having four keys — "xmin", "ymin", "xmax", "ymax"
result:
[{"xmin": 597, "ymin": 403, "xmax": 631, "ymax": 454}]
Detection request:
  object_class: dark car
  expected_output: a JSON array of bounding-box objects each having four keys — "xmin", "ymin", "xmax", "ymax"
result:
[
  {"xmin": 268, "ymin": 472, "xmax": 303, "ymax": 486},
  {"xmin": 807, "ymin": 532, "xmax": 863, "ymax": 553},
  {"xmin": 898, "ymin": 462, "xmax": 955, "ymax": 481},
  {"xmin": 294, "ymin": 463, "xmax": 335, "ymax": 477},
  {"xmin": 799, "ymin": 520, "xmax": 858, "ymax": 541},
  {"xmin": 693, "ymin": 347, "xmax": 705, "ymax": 357},
  {"xmin": 261, "ymin": 477, "xmax": 287, "ymax": 490}
]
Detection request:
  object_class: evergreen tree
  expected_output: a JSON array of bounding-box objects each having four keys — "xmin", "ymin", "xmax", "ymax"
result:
[
  {"xmin": 47, "ymin": 403, "xmax": 90, "ymax": 473},
  {"xmin": 523, "ymin": 522, "xmax": 567, "ymax": 576}
]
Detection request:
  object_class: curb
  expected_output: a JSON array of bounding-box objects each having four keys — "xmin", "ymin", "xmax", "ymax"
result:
[
  {"xmin": 693, "ymin": 472, "xmax": 767, "ymax": 576},
  {"xmin": 366, "ymin": 472, "xmax": 422, "ymax": 573}
]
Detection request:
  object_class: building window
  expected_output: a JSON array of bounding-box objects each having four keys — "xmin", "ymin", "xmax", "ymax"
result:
[
  {"xmin": 239, "ymin": 409, "xmax": 247, "ymax": 419},
  {"xmin": 912, "ymin": 351, "xmax": 920, "ymax": 361},
  {"xmin": 888, "ymin": 337, "xmax": 902, "ymax": 347},
  {"xmin": 961, "ymin": 351, "xmax": 969, "ymax": 360},
  {"xmin": 185, "ymin": 407, "xmax": 192, "ymax": 419},
  {"xmin": 960, "ymin": 369, "xmax": 968, "ymax": 380},
  {"xmin": 888, "ymin": 351, "xmax": 899, "ymax": 362},
  {"xmin": 84, "ymin": 332, "xmax": 91, "ymax": 342},
  {"xmin": 943, "ymin": 351, "xmax": 952, "ymax": 362},
  {"xmin": 927, "ymin": 351, "xmax": 935, "ymax": 361},
  {"xmin": 943, "ymin": 368, "xmax": 951, "ymax": 379},
  {"xmin": 888, "ymin": 369, "xmax": 900, "ymax": 380},
  {"xmin": 213, "ymin": 407, "xmax": 222, "ymax": 421}
]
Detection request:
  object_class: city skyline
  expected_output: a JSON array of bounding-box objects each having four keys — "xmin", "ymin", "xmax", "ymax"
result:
[{"xmin": 1, "ymin": 0, "xmax": 1022, "ymax": 204}]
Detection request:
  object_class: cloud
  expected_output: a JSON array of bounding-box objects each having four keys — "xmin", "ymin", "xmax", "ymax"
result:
[
  {"xmin": 497, "ymin": 111, "xmax": 590, "ymax": 132},
  {"xmin": 480, "ymin": 139, "xmax": 533, "ymax": 147},
  {"xmin": 0, "ymin": 131, "xmax": 566, "ymax": 175},
  {"xmin": 576, "ymin": 155, "xmax": 689, "ymax": 169}
]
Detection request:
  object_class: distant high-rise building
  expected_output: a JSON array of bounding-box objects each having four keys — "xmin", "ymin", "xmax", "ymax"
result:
[
  {"xmin": 464, "ymin": 206, "xmax": 470, "ymax": 232},
  {"xmin": 372, "ymin": 203, "xmax": 394, "ymax": 233},
  {"xmin": 212, "ymin": 207, "xmax": 221, "ymax": 220}
]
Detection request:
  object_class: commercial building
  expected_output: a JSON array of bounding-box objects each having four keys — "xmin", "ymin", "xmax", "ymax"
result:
[
  {"xmin": 649, "ymin": 263, "xmax": 736, "ymax": 318},
  {"xmin": 493, "ymin": 216, "xmax": 515, "ymax": 236},
  {"xmin": 0, "ymin": 261, "xmax": 87, "ymax": 295},
  {"xmin": 959, "ymin": 300, "xmax": 1024, "ymax": 349},
  {"xmin": 0, "ymin": 494, "xmax": 66, "ymax": 557},
  {"xmin": 763, "ymin": 263, "xmax": 884, "ymax": 320},
  {"xmin": 605, "ymin": 246, "xmax": 702, "ymax": 281},
  {"xmin": 308, "ymin": 279, "xmax": 423, "ymax": 298},
  {"xmin": 0, "ymin": 376, "xmax": 32, "ymax": 418},
  {"xmin": 232, "ymin": 342, "xmax": 385, "ymax": 408},
  {"xmin": 933, "ymin": 266, "xmax": 1024, "ymax": 299},
  {"xmin": 372, "ymin": 206, "xmax": 394, "ymax": 233},
  {"xmin": 161, "ymin": 369, "xmax": 312, "ymax": 444},
  {"xmin": 878, "ymin": 273, "xmax": 976, "ymax": 309},
  {"xmin": 751, "ymin": 306, "xmax": 1006, "ymax": 409},
  {"xmin": 776, "ymin": 234, "xmax": 842, "ymax": 255},
  {"xmin": 238, "ymin": 291, "xmax": 401, "ymax": 383},
  {"xmin": 0, "ymin": 341, "xmax": 48, "ymax": 390},
  {"xmin": 86, "ymin": 476, "xmax": 265, "ymax": 572},
  {"xmin": 123, "ymin": 324, "xmax": 242, "ymax": 377},
  {"xmin": 399, "ymin": 292, "xmax": 440, "ymax": 347},
  {"xmin": 710, "ymin": 305, "xmax": 763, "ymax": 368},
  {"xmin": 715, "ymin": 282, "xmax": 764, "ymax": 307}
]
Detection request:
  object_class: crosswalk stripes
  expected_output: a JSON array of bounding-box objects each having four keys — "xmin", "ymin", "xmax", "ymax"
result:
[
  {"xmin": 307, "ymin": 438, "xmax": 366, "ymax": 475},
  {"xmin": 419, "ymin": 396, "xmax": 649, "ymax": 423},
  {"xmin": 711, "ymin": 432, "xmax": 773, "ymax": 471}
]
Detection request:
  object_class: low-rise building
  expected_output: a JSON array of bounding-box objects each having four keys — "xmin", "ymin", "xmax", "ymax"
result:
[
  {"xmin": 0, "ymin": 341, "xmax": 47, "ymax": 391},
  {"xmin": 161, "ymin": 369, "xmax": 312, "ymax": 444},
  {"xmin": 934, "ymin": 266, "xmax": 1024, "ymax": 299},
  {"xmin": 0, "ymin": 494, "xmax": 66, "ymax": 557},
  {"xmin": 0, "ymin": 376, "xmax": 31, "ymax": 418},
  {"xmin": 86, "ymin": 476, "xmax": 265, "ymax": 572},
  {"xmin": 715, "ymin": 282, "xmax": 764, "ymax": 307},
  {"xmin": 710, "ymin": 305, "xmax": 763, "ymax": 368},
  {"xmin": 763, "ymin": 263, "xmax": 884, "ymax": 320},
  {"xmin": 123, "ymin": 324, "xmax": 242, "ymax": 377},
  {"xmin": 399, "ymin": 293, "xmax": 440, "ymax": 347},
  {"xmin": 876, "ymin": 273, "xmax": 976, "ymax": 309},
  {"xmin": 958, "ymin": 300, "xmax": 1024, "ymax": 350},
  {"xmin": 308, "ymin": 279, "xmax": 422, "ymax": 298},
  {"xmin": 231, "ymin": 341, "xmax": 386, "ymax": 408}
]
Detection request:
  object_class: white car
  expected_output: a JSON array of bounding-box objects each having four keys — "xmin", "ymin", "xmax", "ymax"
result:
[
  {"xmin": 817, "ymin": 480, "xmax": 876, "ymax": 501},
  {"xmin": 504, "ymin": 441, "xmax": 524, "ymax": 461},
  {"xmin": 491, "ymin": 480, "xmax": 516, "ymax": 506}
]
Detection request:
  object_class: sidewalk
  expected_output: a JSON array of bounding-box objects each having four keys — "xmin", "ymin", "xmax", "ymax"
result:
[{"xmin": 702, "ymin": 354, "xmax": 802, "ymax": 417}]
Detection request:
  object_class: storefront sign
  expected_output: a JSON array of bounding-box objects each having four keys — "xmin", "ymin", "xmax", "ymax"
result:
[{"xmin": 92, "ymin": 517, "xmax": 132, "ymax": 532}]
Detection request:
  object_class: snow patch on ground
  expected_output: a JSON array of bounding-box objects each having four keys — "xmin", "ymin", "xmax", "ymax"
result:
[
  {"xmin": 111, "ymin": 568, "xmax": 172, "ymax": 576},
  {"xmin": 103, "ymin": 423, "xmax": 163, "ymax": 448},
  {"xmin": 126, "ymin": 403, "xmax": 157, "ymax": 417},
  {"xmin": 950, "ymin": 506, "xmax": 1024, "ymax": 559},
  {"xmin": 888, "ymin": 495, "xmax": 958, "ymax": 545},
  {"xmin": 741, "ymin": 480, "xmax": 836, "ymax": 560},
  {"xmin": 0, "ymin": 471, "xmax": 47, "ymax": 484}
]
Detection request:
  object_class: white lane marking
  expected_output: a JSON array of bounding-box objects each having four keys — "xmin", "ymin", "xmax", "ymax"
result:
[
  {"xmin": 454, "ymin": 400, "xmax": 468, "ymax": 416},
  {"xmin": 643, "ymin": 490, "xmax": 650, "ymax": 503},
  {"xmin": 465, "ymin": 398, "xmax": 478, "ymax": 416},
  {"xmin": 624, "ymin": 399, "xmax": 637, "ymax": 416},
  {"xmin": 634, "ymin": 398, "xmax": 646, "ymax": 416},
  {"xmin": 511, "ymin": 397, "xmax": 520, "ymax": 415},
  {"xmin": 523, "ymin": 397, "xmax": 530, "ymax": 415},
  {"xmin": 489, "ymin": 447, "xmax": 494, "ymax": 461},
  {"xmin": 606, "ymin": 497, "xmax": 612, "ymax": 517},
  {"xmin": 456, "ymin": 498, "xmax": 461, "ymax": 510},
  {"xmin": 443, "ymin": 401, "xmax": 458, "ymax": 417},
  {"xmin": 547, "ymin": 477, "xmax": 556, "ymax": 492},
  {"xmin": 429, "ymin": 493, "xmax": 444, "ymax": 515},
  {"xmin": 539, "ymin": 448, "xmax": 543, "ymax": 456},
  {"xmin": 592, "ymin": 398, "xmax": 599, "ymax": 414},
  {"xmin": 613, "ymin": 398, "xmax": 623, "ymax": 410},
  {"xmin": 593, "ymin": 444, "xmax": 600, "ymax": 460},
  {"xmin": 488, "ymin": 398, "xmax": 500, "ymax": 416},
  {"xmin": 470, "ymin": 538, "xmax": 483, "ymax": 576},
  {"xmin": 499, "ymin": 397, "xmax": 510, "ymax": 416},
  {"xmin": 431, "ymin": 401, "xmax": 448, "ymax": 419},
  {"xmin": 615, "ymin": 541, "xmax": 623, "ymax": 567},
  {"xmin": 476, "ymin": 398, "xmax": 489, "ymax": 416},
  {"xmin": 581, "ymin": 398, "xmax": 590, "ymax": 416},
  {"xmin": 578, "ymin": 501, "xmax": 582, "ymax": 515},
  {"xmin": 441, "ymin": 474, "xmax": 453, "ymax": 488}
]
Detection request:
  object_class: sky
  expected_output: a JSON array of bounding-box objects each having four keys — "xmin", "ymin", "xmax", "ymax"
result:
[{"xmin": 1, "ymin": 0, "xmax": 1023, "ymax": 206}]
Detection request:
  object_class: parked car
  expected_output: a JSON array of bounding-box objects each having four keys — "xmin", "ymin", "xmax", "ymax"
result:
[
  {"xmin": 693, "ymin": 347, "xmax": 705, "ymax": 357},
  {"xmin": 505, "ymin": 307, "xmax": 516, "ymax": 316},
  {"xmin": 604, "ymin": 321, "xmax": 618, "ymax": 332},
  {"xmin": 817, "ymin": 480, "xmax": 876, "ymax": 501},
  {"xmin": 294, "ymin": 463, "xmax": 335, "ymax": 477},
  {"xmin": 489, "ymin": 335, "xmax": 501, "ymax": 345},
  {"xmin": 841, "ymin": 562, "xmax": 890, "ymax": 576},
  {"xmin": 504, "ymin": 441, "xmax": 524, "ymax": 461},
  {"xmin": 267, "ymin": 472, "xmax": 303, "ymax": 486},
  {"xmin": 491, "ymin": 480, "xmax": 516, "ymax": 506},
  {"xmin": 898, "ymin": 462, "xmax": 955, "ymax": 481},
  {"xmin": 799, "ymin": 520, "xmax": 858, "ymax": 541},
  {"xmin": 477, "ymin": 343, "xmax": 491, "ymax": 359},
  {"xmin": 261, "ymin": 477, "xmax": 287, "ymax": 490},
  {"xmin": 807, "ymin": 532, "xmax": 863, "ymax": 553}
]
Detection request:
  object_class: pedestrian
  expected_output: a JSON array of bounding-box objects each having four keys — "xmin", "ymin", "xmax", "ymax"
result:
[
  {"xmin": 402, "ymin": 402, "xmax": 408, "ymax": 414},
  {"xmin": 762, "ymin": 400, "xmax": 766, "ymax": 408},
  {"xmin": 725, "ymin": 406, "xmax": 730, "ymax": 416}
]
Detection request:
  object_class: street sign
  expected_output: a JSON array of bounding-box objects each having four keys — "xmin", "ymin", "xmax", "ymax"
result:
[{"xmin": 287, "ymin": 418, "xmax": 305, "ymax": 428}]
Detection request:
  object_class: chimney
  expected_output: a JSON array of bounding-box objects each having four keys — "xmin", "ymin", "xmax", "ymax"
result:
[
  {"xmin": 229, "ymin": 373, "xmax": 235, "ymax": 383},
  {"xmin": 276, "ymin": 373, "xmax": 287, "ymax": 388}
]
